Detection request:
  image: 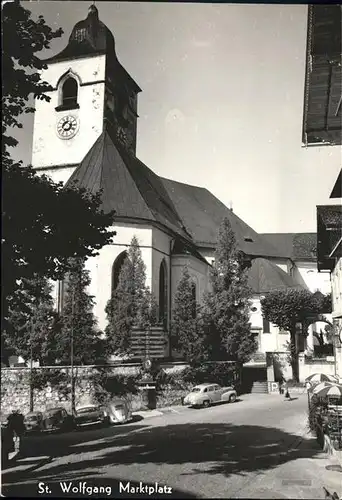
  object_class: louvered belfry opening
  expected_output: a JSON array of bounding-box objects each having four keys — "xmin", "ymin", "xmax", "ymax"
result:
[{"xmin": 62, "ymin": 77, "xmax": 78, "ymax": 107}]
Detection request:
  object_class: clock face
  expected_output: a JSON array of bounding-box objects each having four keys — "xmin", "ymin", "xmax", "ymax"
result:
[
  {"xmin": 56, "ymin": 115, "xmax": 79, "ymax": 139},
  {"xmin": 117, "ymin": 126, "xmax": 128, "ymax": 146},
  {"xmin": 117, "ymin": 125, "xmax": 134, "ymax": 150}
]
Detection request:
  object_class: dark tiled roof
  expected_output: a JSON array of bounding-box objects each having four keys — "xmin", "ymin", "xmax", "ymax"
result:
[
  {"xmin": 247, "ymin": 258, "xmax": 306, "ymax": 294},
  {"xmin": 261, "ymin": 233, "xmax": 317, "ymax": 261},
  {"xmin": 161, "ymin": 179, "xmax": 283, "ymax": 258},
  {"xmin": 330, "ymin": 170, "xmax": 342, "ymax": 199},
  {"xmin": 65, "ymin": 127, "xmax": 190, "ymax": 240},
  {"xmin": 43, "ymin": 6, "xmax": 141, "ymax": 93},
  {"xmin": 44, "ymin": 6, "xmax": 114, "ymax": 64}
]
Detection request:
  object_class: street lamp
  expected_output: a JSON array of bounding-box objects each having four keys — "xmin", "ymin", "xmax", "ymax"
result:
[
  {"xmin": 29, "ymin": 317, "xmax": 34, "ymax": 412},
  {"xmin": 70, "ymin": 287, "xmax": 75, "ymax": 416}
]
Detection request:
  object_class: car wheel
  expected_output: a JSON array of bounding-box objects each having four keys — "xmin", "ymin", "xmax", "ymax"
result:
[
  {"xmin": 202, "ymin": 400, "xmax": 210, "ymax": 408},
  {"xmin": 229, "ymin": 394, "xmax": 237, "ymax": 403}
]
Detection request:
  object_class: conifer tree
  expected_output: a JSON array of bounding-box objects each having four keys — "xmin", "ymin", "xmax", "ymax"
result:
[
  {"xmin": 57, "ymin": 258, "xmax": 105, "ymax": 365},
  {"xmin": 203, "ymin": 217, "xmax": 257, "ymax": 364},
  {"xmin": 105, "ymin": 236, "xmax": 157, "ymax": 356},
  {"xmin": 171, "ymin": 266, "xmax": 206, "ymax": 365}
]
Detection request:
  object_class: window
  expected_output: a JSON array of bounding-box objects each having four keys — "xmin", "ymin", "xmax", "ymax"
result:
[
  {"xmin": 111, "ymin": 251, "xmax": 128, "ymax": 294},
  {"xmin": 74, "ymin": 28, "xmax": 86, "ymax": 42},
  {"xmin": 191, "ymin": 281, "xmax": 197, "ymax": 318},
  {"xmin": 62, "ymin": 78, "xmax": 78, "ymax": 108},
  {"xmin": 159, "ymin": 259, "xmax": 168, "ymax": 325},
  {"xmin": 263, "ymin": 317, "xmax": 270, "ymax": 333}
]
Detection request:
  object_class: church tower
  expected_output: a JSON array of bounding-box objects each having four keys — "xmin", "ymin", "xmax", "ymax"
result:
[{"xmin": 31, "ymin": 5, "xmax": 141, "ymax": 184}]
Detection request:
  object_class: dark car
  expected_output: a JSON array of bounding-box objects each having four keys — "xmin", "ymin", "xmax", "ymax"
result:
[
  {"xmin": 75, "ymin": 405, "xmax": 108, "ymax": 428},
  {"xmin": 1, "ymin": 414, "xmax": 13, "ymax": 466},
  {"xmin": 24, "ymin": 411, "xmax": 44, "ymax": 434},
  {"xmin": 42, "ymin": 407, "xmax": 75, "ymax": 433}
]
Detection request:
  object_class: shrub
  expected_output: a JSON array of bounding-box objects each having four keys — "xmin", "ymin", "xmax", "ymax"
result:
[
  {"xmin": 31, "ymin": 368, "xmax": 68, "ymax": 390},
  {"xmin": 91, "ymin": 369, "xmax": 142, "ymax": 404},
  {"xmin": 181, "ymin": 362, "xmax": 239, "ymax": 389}
]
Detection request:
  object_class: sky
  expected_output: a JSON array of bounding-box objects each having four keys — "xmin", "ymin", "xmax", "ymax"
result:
[{"xmin": 14, "ymin": 1, "xmax": 341, "ymax": 233}]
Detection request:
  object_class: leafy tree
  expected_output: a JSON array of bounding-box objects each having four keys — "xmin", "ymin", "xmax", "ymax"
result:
[
  {"xmin": 203, "ymin": 217, "xmax": 257, "ymax": 364},
  {"xmin": 171, "ymin": 266, "xmax": 207, "ymax": 365},
  {"xmin": 2, "ymin": 0, "xmax": 63, "ymax": 154},
  {"xmin": 2, "ymin": 167, "xmax": 115, "ymax": 335},
  {"xmin": 260, "ymin": 288, "xmax": 331, "ymax": 381},
  {"xmin": 2, "ymin": 275, "xmax": 61, "ymax": 365},
  {"xmin": 2, "ymin": 2, "xmax": 116, "ymax": 335},
  {"xmin": 57, "ymin": 258, "xmax": 105, "ymax": 365},
  {"xmin": 105, "ymin": 236, "xmax": 157, "ymax": 356}
]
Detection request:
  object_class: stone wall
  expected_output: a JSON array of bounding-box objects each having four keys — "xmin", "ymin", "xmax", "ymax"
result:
[{"xmin": 1, "ymin": 363, "xmax": 190, "ymax": 417}]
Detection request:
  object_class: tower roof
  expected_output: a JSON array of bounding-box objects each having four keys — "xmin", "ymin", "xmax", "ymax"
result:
[
  {"xmin": 44, "ymin": 5, "xmax": 115, "ymax": 63},
  {"xmin": 43, "ymin": 5, "xmax": 141, "ymax": 92}
]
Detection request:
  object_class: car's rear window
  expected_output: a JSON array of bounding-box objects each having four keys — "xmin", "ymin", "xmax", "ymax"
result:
[
  {"xmin": 77, "ymin": 407, "xmax": 96, "ymax": 414},
  {"xmin": 191, "ymin": 388, "xmax": 202, "ymax": 392},
  {"xmin": 25, "ymin": 415, "xmax": 39, "ymax": 422},
  {"xmin": 45, "ymin": 410, "xmax": 62, "ymax": 418}
]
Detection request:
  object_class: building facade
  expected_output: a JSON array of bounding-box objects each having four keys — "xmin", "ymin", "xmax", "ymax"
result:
[{"xmin": 317, "ymin": 171, "xmax": 342, "ymax": 379}]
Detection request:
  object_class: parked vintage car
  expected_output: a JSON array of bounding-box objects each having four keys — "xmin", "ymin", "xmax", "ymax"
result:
[
  {"xmin": 1, "ymin": 414, "xmax": 12, "ymax": 466},
  {"xmin": 183, "ymin": 383, "xmax": 237, "ymax": 408},
  {"xmin": 75, "ymin": 405, "xmax": 108, "ymax": 428},
  {"xmin": 104, "ymin": 398, "xmax": 132, "ymax": 425},
  {"xmin": 24, "ymin": 411, "xmax": 44, "ymax": 434},
  {"xmin": 42, "ymin": 407, "xmax": 75, "ymax": 433}
]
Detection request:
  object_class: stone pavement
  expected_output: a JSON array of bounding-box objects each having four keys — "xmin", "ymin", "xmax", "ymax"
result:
[
  {"xmin": 231, "ymin": 420, "xmax": 342, "ymax": 499},
  {"xmin": 3, "ymin": 394, "xmax": 341, "ymax": 499}
]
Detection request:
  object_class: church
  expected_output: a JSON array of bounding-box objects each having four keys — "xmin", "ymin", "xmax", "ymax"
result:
[{"xmin": 31, "ymin": 5, "xmax": 326, "ymax": 364}]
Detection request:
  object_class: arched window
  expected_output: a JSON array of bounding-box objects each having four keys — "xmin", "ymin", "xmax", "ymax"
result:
[
  {"xmin": 111, "ymin": 251, "xmax": 128, "ymax": 294},
  {"xmin": 191, "ymin": 281, "xmax": 197, "ymax": 318},
  {"xmin": 159, "ymin": 260, "xmax": 168, "ymax": 325},
  {"xmin": 62, "ymin": 77, "xmax": 78, "ymax": 107}
]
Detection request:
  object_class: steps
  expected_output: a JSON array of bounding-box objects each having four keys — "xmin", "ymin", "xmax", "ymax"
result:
[{"xmin": 251, "ymin": 381, "xmax": 269, "ymax": 394}]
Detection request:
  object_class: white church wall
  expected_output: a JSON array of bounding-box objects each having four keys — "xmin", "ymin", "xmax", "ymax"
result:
[
  {"xmin": 171, "ymin": 255, "xmax": 209, "ymax": 309},
  {"xmin": 151, "ymin": 228, "xmax": 172, "ymax": 299},
  {"xmin": 81, "ymin": 224, "xmax": 152, "ymax": 332},
  {"xmin": 32, "ymin": 54, "xmax": 106, "ymax": 174}
]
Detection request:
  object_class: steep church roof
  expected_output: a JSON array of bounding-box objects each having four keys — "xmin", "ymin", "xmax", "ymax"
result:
[
  {"xmin": 65, "ymin": 124, "xmax": 285, "ymax": 259},
  {"xmin": 247, "ymin": 258, "xmax": 306, "ymax": 294},
  {"xmin": 161, "ymin": 178, "xmax": 284, "ymax": 258},
  {"xmin": 65, "ymin": 126, "xmax": 191, "ymax": 240}
]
